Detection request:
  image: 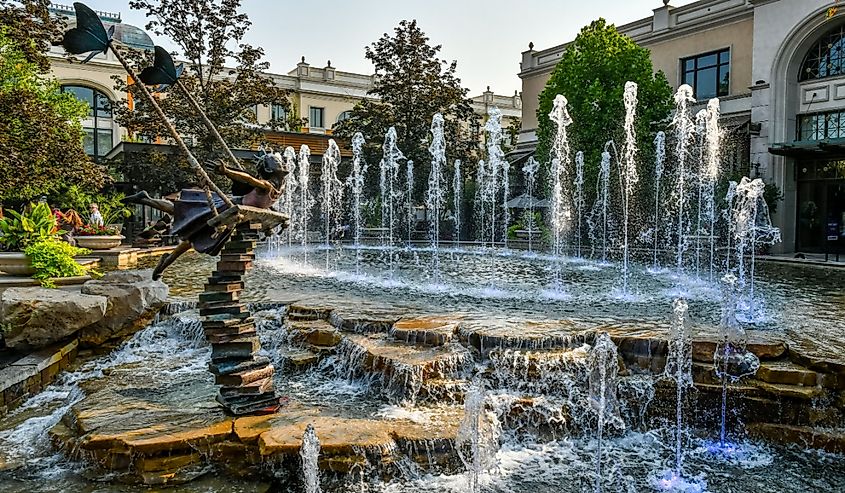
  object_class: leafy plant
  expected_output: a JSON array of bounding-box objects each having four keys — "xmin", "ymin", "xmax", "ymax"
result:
[
  {"xmin": 54, "ymin": 186, "xmax": 132, "ymax": 226},
  {"xmin": 24, "ymin": 238, "xmax": 91, "ymax": 287},
  {"xmin": 0, "ymin": 202, "xmax": 61, "ymax": 251}
]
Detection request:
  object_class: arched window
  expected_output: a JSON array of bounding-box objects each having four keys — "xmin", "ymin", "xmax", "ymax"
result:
[
  {"xmin": 60, "ymin": 85, "xmax": 114, "ymax": 159},
  {"xmin": 336, "ymin": 110, "xmax": 353, "ymax": 123},
  {"xmin": 800, "ymin": 24, "xmax": 845, "ymax": 81}
]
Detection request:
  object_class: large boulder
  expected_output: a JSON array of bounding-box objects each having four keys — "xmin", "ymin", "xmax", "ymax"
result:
[
  {"xmin": 1, "ymin": 288, "xmax": 107, "ymax": 349},
  {"xmin": 79, "ymin": 270, "xmax": 169, "ymax": 347}
]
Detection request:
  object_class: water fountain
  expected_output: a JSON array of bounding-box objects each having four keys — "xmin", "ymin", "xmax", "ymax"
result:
[
  {"xmin": 281, "ymin": 146, "xmax": 299, "ymax": 251},
  {"xmin": 619, "ymin": 81, "xmax": 640, "ymax": 295},
  {"xmin": 588, "ymin": 145, "xmax": 612, "ymax": 262},
  {"xmin": 453, "ymin": 159, "xmax": 462, "ymax": 245},
  {"xmin": 457, "ymin": 381, "xmax": 500, "ymax": 493},
  {"xmin": 588, "ymin": 332, "xmax": 623, "ymax": 492},
  {"xmin": 485, "ymin": 107, "xmax": 506, "ymax": 249},
  {"xmin": 523, "ymin": 156, "xmax": 539, "ymax": 253},
  {"xmin": 347, "ymin": 133, "xmax": 367, "ymax": 274},
  {"xmin": 380, "ymin": 127, "xmax": 404, "ymax": 277},
  {"xmin": 670, "ymin": 85, "xmax": 696, "ymax": 273},
  {"xmin": 702, "ymin": 99, "xmax": 722, "ymax": 281},
  {"xmin": 732, "ymin": 177, "xmax": 781, "ymax": 319},
  {"xmin": 298, "ymin": 144, "xmax": 313, "ymax": 264},
  {"xmin": 406, "ymin": 159, "xmax": 415, "ymax": 247},
  {"xmin": 651, "ymin": 131, "xmax": 666, "ymax": 271},
  {"xmin": 574, "ymin": 151, "xmax": 585, "ymax": 258},
  {"xmin": 663, "ymin": 298, "xmax": 693, "ymax": 484},
  {"xmin": 475, "ymin": 159, "xmax": 487, "ymax": 248},
  {"xmin": 548, "ymin": 95, "xmax": 573, "ymax": 289},
  {"xmin": 321, "ymin": 140, "xmax": 344, "ymax": 270},
  {"xmin": 427, "ymin": 113, "xmax": 447, "ymax": 284},
  {"xmin": 301, "ymin": 423, "xmax": 322, "ymax": 493},
  {"xmin": 693, "ymin": 109, "xmax": 708, "ymax": 279}
]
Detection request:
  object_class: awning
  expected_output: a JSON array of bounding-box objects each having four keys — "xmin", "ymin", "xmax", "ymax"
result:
[
  {"xmin": 505, "ymin": 148, "xmax": 535, "ymax": 168},
  {"xmin": 769, "ymin": 138, "xmax": 845, "ymax": 158},
  {"xmin": 505, "ymin": 193, "xmax": 549, "ymax": 209}
]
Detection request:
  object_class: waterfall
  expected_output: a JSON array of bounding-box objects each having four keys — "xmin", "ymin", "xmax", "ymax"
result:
[
  {"xmin": 347, "ymin": 133, "xmax": 367, "ymax": 274},
  {"xmin": 619, "ymin": 81, "xmax": 639, "ymax": 294},
  {"xmin": 300, "ymin": 423, "xmax": 322, "ymax": 493},
  {"xmin": 320, "ymin": 139, "xmax": 343, "ymax": 270},
  {"xmin": 427, "ymin": 114, "xmax": 447, "ymax": 283},
  {"xmin": 671, "ymin": 85, "xmax": 696, "ymax": 273}
]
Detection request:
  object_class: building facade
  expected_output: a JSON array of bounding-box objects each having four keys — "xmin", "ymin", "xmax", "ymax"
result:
[{"xmin": 517, "ymin": 0, "xmax": 845, "ymax": 254}]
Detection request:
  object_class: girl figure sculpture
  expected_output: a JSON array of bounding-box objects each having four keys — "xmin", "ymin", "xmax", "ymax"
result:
[{"xmin": 124, "ymin": 152, "xmax": 287, "ymax": 280}]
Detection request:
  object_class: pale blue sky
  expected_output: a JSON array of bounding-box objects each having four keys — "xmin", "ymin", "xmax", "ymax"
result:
[{"xmin": 79, "ymin": 0, "xmax": 696, "ymax": 96}]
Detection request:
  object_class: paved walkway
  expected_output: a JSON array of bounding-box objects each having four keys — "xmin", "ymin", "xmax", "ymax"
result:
[{"xmin": 757, "ymin": 252, "xmax": 845, "ymax": 269}]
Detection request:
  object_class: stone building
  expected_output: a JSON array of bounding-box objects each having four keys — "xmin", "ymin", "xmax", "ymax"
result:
[{"xmin": 517, "ymin": 0, "xmax": 845, "ymax": 254}]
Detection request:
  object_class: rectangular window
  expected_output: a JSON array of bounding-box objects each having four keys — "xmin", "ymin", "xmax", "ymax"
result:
[
  {"xmin": 271, "ymin": 104, "xmax": 287, "ymax": 121},
  {"xmin": 309, "ymin": 106, "xmax": 325, "ymax": 128},
  {"xmin": 681, "ymin": 48, "xmax": 730, "ymax": 100},
  {"xmin": 96, "ymin": 129, "xmax": 113, "ymax": 155},
  {"xmin": 798, "ymin": 110, "xmax": 845, "ymax": 141}
]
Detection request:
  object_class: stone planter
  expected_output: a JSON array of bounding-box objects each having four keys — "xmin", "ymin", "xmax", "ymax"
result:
[
  {"xmin": 0, "ymin": 252, "xmax": 34, "ymax": 276},
  {"xmin": 75, "ymin": 235, "xmax": 125, "ymax": 250}
]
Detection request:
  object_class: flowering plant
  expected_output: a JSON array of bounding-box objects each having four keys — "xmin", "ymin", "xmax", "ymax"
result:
[{"xmin": 76, "ymin": 224, "xmax": 121, "ymax": 236}]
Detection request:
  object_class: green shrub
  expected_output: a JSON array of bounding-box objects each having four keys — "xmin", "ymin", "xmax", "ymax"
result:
[
  {"xmin": 24, "ymin": 238, "xmax": 90, "ymax": 287},
  {"xmin": 0, "ymin": 202, "xmax": 61, "ymax": 251}
]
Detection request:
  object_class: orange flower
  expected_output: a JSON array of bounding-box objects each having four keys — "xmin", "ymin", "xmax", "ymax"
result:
[{"xmin": 828, "ymin": 7, "xmax": 838, "ymax": 19}]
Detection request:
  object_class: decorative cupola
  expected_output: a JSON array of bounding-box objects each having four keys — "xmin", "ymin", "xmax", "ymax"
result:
[
  {"xmin": 323, "ymin": 60, "xmax": 335, "ymax": 81},
  {"xmin": 297, "ymin": 56, "xmax": 310, "ymax": 77}
]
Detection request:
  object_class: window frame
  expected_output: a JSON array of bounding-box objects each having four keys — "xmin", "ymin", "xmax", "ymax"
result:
[
  {"xmin": 800, "ymin": 24, "xmax": 845, "ymax": 82},
  {"xmin": 798, "ymin": 109, "xmax": 845, "ymax": 141},
  {"xmin": 680, "ymin": 48, "xmax": 731, "ymax": 100},
  {"xmin": 271, "ymin": 103, "xmax": 287, "ymax": 121},
  {"xmin": 309, "ymin": 106, "xmax": 325, "ymax": 129},
  {"xmin": 60, "ymin": 85, "xmax": 114, "ymax": 160}
]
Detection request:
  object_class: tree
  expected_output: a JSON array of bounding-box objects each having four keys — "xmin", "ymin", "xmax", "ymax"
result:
[
  {"xmin": 0, "ymin": 2, "xmax": 107, "ymax": 205},
  {"xmin": 113, "ymin": 0, "xmax": 293, "ymax": 193},
  {"xmin": 333, "ymin": 20, "xmax": 480, "ymax": 202},
  {"xmin": 536, "ymin": 19, "xmax": 673, "ymax": 205}
]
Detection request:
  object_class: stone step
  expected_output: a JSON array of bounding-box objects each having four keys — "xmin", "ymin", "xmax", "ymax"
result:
[
  {"xmin": 487, "ymin": 346, "xmax": 590, "ymax": 392},
  {"xmin": 287, "ymin": 304, "xmax": 333, "ymax": 321},
  {"xmin": 390, "ymin": 317, "xmax": 460, "ymax": 347},
  {"xmin": 330, "ymin": 310, "xmax": 399, "ymax": 334},
  {"xmin": 747, "ymin": 423, "xmax": 845, "ymax": 454},
  {"xmin": 693, "ymin": 339, "xmax": 787, "ymax": 363},
  {"xmin": 753, "ymin": 381, "xmax": 825, "ymax": 400},
  {"xmin": 210, "ymin": 337, "xmax": 260, "ymax": 361},
  {"xmin": 757, "ymin": 361, "xmax": 818, "ymax": 386},
  {"xmin": 337, "ymin": 333, "xmax": 472, "ymax": 403},
  {"xmin": 284, "ymin": 349, "xmax": 319, "ymax": 369},
  {"xmin": 209, "ymin": 356, "xmax": 271, "ymax": 376},
  {"xmin": 417, "ymin": 378, "xmax": 468, "ymax": 404},
  {"xmin": 215, "ymin": 364, "xmax": 274, "ymax": 387},
  {"xmin": 288, "ymin": 319, "xmax": 342, "ymax": 347},
  {"xmin": 459, "ymin": 320, "xmax": 586, "ymax": 354}
]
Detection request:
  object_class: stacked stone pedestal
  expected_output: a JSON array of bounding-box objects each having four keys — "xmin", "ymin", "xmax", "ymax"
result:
[{"xmin": 201, "ymin": 222, "xmax": 279, "ymax": 415}]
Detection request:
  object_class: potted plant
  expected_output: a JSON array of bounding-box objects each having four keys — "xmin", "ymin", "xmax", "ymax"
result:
[
  {"xmin": 0, "ymin": 202, "xmax": 59, "ymax": 275},
  {"xmin": 75, "ymin": 223, "xmax": 125, "ymax": 250}
]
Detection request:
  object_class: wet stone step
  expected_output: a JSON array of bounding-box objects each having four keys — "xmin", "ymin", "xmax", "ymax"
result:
[
  {"xmin": 488, "ymin": 346, "xmax": 590, "ymax": 392},
  {"xmin": 390, "ymin": 317, "xmax": 461, "ymax": 347},
  {"xmin": 330, "ymin": 310, "xmax": 400, "ymax": 334},
  {"xmin": 287, "ymin": 304, "xmax": 333, "ymax": 321},
  {"xmin": 209, "ymin": 355, "xmax": 271, "ymax": 376},
  {"xmin": 459, "ymin": 320, "xmax": 585, "ymax": 354},
  {"xmin": 287, "ymin": 319, "xmax": 342, "ymax": 347},
  {"xmin": 757, "ymin": 361, "xmax": 818, "ymax": 386}
]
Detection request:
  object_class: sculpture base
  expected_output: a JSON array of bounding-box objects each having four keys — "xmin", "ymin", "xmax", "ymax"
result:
[{"xmin": 200, "ymin": 221, "xmax": 279, "ymax": 415}]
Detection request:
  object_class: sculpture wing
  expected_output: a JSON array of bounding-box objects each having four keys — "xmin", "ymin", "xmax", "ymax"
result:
[
  {"xmin": 61, "ymin": 2, "xmax": 110, "ymax": 58},
  {"xmin": 139, "ymin": 46, "xmax": 181, "ymax": 89}
]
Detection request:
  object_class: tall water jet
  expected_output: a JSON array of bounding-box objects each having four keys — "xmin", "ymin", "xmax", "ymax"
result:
[
  {"xmin": 652, "ymin": 131, "xmax": 666, "ymax": 270},
  {"xmin": 320, "ymin": 139, "xmax": 343, "ymax": 270},
  {"xmin": 523, "ymin": 156, "xmax": 539, "ymax": 253},
  {"xmin": 723, "ymin": 181, "xmax": 738, "ymax": 273},
  {"xmin": 427, "ymin": 113, "xmax": 447, "ymax": 283},
  {"xmin": 619, "ymin": 81, "xmax": 640, "ymax": 294},
  {"xmin": 347, "ymin": 133, "xmax": 367, "ymax": 274},
  {"xmin": 485, "ymin": 107, "xmax": 506, "ymax": 249},
  {"xmin": 300, "ymin": 423, "xmax": 322, "ymax": 493},
  {"xmin": 588, "ymin": 332, "xmax": 623, "ymax": 492},
  {"xmin": 453, "ymin": 159, "xmax": 462, "ymax": 245},
  {"xmin": 298, "ymin": 145, "xmax": 313, "ymax": 264},
  {"xmin": 702, "ymin": 99, "xmax": 722, "ymax": 281},
  {"xmin": 574, "ymin": 151, "xmax": 585, "ymax": 258},
  {"xmin": 732, "ymin": 177, "xmax": 781, "ymax": 317},
  {"xmin": 475, "ymin": 159, "xmax": 487, "ymax": 248},
  {"xmin": 670, "ymin": 85, "xmax": 696, "ymax": 273},
  {"xmin": 588, "ymin": 145, "xmax": 612, "ymax": 262},
  {"xmin": 664, "ymin": 298, "xmax": 692, "ymax": 480},
  {"xmin": 406, "ymin": 159, "xmax": 415, "ymax": 247},
  {"xmin": 457, "ymin": 382, "xmax": 500, "ymax": 493},
  {"xmin": 380, "ymin": 127, "xmax": 404, "ymax": 277},
  {"xmin": 281, "ymin": 146, "xmax": 299, "ymax": 250},
  {"xmin": 713, "ymin": 273, "xmax": 760, "ymax": 450},
  {"xmin": 548, "ymin": 95, "xmax": 573, "ymax": 288},
  {"xmin": 694, "ymin": 109, "xmax": 708, "ymax": 279}
]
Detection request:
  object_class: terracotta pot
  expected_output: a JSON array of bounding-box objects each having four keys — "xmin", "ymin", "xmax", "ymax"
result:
[
  {"xmin": 0, "ymin": 252, "xmax": 35, "ymax": 276},
  {"xmin": 75, "ymin": 235, "xmax": 125, "ymax": 250}
]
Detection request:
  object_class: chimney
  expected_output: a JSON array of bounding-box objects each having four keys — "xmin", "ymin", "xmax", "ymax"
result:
[
  {"xmin": 297, "ymin": 56, "xmax": 310, "ymax": 77},
  {"xmin": 323, "ymin": 60, "xmax": 335, "ymax": 81},
  {"xmin": 483, "ymin": 86, "xmax": 494, "ymax": 104}
]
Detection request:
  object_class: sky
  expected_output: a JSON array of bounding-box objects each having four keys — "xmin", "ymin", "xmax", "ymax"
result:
[{"xmin": 79, "ymin": 0, "xmax": 697, "ymax": 97}]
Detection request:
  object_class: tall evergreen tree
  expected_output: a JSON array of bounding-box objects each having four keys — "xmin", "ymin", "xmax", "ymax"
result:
[{"xmin": 334, "ymin": 20, "xmax": 480, "ymax": 202}]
